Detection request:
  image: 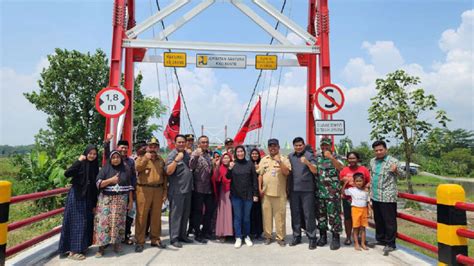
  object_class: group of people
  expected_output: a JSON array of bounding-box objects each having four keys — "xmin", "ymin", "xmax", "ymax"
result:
[{"xmin": 58, "ymin": 133, "xmax": 404, "ymax": 260}]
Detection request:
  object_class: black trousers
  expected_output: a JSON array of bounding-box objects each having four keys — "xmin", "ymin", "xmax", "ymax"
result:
[
  {"xmin": 169, "ymin": 192, "xmax": 192, "ymax": 242},
  {"xmin": 191, "ymin": 192, "xmax": 216, "ymax": 238},
  {"xmin": 372, "ymin": 200, "xmax": 397, "ymax": 248},
  {"xmin": 290, "ymin": 191, "xmax": 317, "ymax": 239},
  {"xmin": 250, "ymin": 201, "xmax": 263, "ymax": 237}
]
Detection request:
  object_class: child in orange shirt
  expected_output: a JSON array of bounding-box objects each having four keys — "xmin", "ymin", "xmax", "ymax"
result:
[{"xmin": 343, "ymin": 173, "xmax": 370, "ymax": 251}]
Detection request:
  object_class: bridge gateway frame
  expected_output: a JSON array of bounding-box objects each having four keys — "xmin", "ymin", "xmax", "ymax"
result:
[{"xmin": 105, "ymin": 0, "xmax": 334, "ymax": 153}]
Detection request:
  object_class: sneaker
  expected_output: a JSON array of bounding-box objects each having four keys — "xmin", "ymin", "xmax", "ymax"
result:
[
  {"xmin": 263, "ymin": 238, "xmax": 272, "ymax": 245},
  {"xmin": 234, "ymin": 238, "xmax": 242, "ymax": 248},
  {"xmin": 244, "ymin": 236, "xmax": 253, "ymax": 247}
]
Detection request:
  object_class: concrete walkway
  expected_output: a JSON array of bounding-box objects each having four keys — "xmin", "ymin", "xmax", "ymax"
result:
[{"xmin": 39, "ymin": 205, "xmax": 433, "ymax": 266}]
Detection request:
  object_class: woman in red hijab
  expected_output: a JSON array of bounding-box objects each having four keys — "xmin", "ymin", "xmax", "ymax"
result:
[{"xmin": 212, "ymin": 153, "xmax": 233, "ymax": 242}]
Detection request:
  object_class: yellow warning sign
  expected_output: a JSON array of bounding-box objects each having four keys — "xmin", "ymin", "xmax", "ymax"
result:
[
  {"xmin": 164, "ymin": 52, "xmax": 187, "ymax": 67},
  {"xmin": 255, "ymin": 55, "xmax": 277, "ymax": 70}
]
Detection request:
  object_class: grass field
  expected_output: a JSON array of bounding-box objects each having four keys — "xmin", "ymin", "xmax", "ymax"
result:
[
  {"xmin": 1, "ymin": 157, "xmax": 64, "ymax": 254},
  {"xmin": 397, "ymin": 175, "xmax": 474, "ymax": 259}
]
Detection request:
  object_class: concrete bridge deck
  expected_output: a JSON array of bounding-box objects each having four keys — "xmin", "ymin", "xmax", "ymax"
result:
[{"xmin": 9, "ymin": 206, "xmax": 435, "ymax": 265}]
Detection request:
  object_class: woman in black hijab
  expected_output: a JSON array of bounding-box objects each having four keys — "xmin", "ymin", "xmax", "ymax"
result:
[
  {"xmin": 249, "ymin": 148, "xmax": 264, "ymax": 240},
  {"xmin": 59, "ymin": 145, "xmax": 99, "ymax": 260},
  {"xmin": 94, "ymin": 150, "xmax": 134, "ymax": 257}
]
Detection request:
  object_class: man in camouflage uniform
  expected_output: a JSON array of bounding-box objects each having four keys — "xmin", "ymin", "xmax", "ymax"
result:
[{"xmin": 315, "ymin": 137, "xmax": 344, "ymax": 250}]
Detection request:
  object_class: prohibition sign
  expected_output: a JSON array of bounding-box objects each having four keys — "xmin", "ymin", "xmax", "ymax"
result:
[
  {"xmin": 95, "ymin": 87, "xmax": 129, "ymax": 118},
  {"xmin": 315, "ymin": 84, "xmax": 345, "ymax": 115}
]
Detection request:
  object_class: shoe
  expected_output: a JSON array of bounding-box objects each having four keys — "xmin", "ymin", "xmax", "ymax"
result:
[
  {"xmin": 383, "ymin": 245, "xmax": 396, "ymax": 252},
  {"xmin": 317, "ymin": 231, "xmax": 327, "ymax": 247},
  {"xmin": 309, "ymin": 239, "xmax": 317, "ymax": 250},
  {"xmin": 289, "ymin": 237, "xmax": 302, "ymax": 247},
  {"xmin": 234, "ymin": 238, "xmax": 242, "ymax": 248},
  {"xmin": 244, "ymin": 236, "xmax": 253, "ymax": 247},
  {"xmin": 195, "ymin": 237, "xmax": 208, "ymax": 244},
  {"xmin": 344, "ymin": 238, "xmax": 352, "ymax": 245},
  {"xmin": 263, "ymin": 238, "xmax": 272, "ymax": 245},
  {"xmin": 369, "ymin": 241, "xmax": 385, "ymax": 246},
  {"xmin": 135, "ymin": 245, "xmax": 144, "ymax": 253},
  {"xmin": 179, "ymin": 237, "xmax": 194, "ymax": 243},
  {"xmin": 204, "ymin": 234, "xmax": 216, "ymax": 241},
  {"xmin": 151, "ymin": 242, "xmax": 167, "ymax": 249},
  {"xmin": 171, "ymin": 241, "xmax": 183, "ymax": 248},
  {"xmin": 330, "ymin": 233, "xmax": 340, "ymax": 250},
  {"xmin": 277, "ymin": 240, "xmax": 286, "ymax": 247}
]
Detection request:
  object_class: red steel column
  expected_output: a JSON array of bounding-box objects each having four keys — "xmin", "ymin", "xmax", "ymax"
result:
[
  {"xmin": 123, "ymin": 0, "xmax": 135, "ymax": 155},
  {"xmin": 306, "ymin": 0, "xmax": 317, "ymax": 149},
  {"xmin": 104, "ymin": 0, "xmax": 126, "ymax": 154},
  {"xmin": 317, "ymin": 0, "xmax": 335, "ymax": 149}
]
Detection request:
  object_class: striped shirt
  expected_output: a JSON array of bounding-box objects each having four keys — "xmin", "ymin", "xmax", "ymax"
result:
[{"xmin": 369, "ymin": 155, "xmax": 405, "ymax": 203}]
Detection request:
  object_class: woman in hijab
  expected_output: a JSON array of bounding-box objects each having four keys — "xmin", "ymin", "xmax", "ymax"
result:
[
  {"xmin": 94, "ymin": 150, "xmax": 134, "ymax": 257},
  {"xmin": 249, "ymin": 148, "xmax": 264, "ymax": 240},
  {"xmin": 59, "ymin": 145, "xmax": 99, "ymax": 260},
  {"xmin": 212, "ymin": 153, "xmax": 234, "ymax": 242},
  {"xmin": 226, "ymin": 146, "xmax": 259, "ymax": 248}
]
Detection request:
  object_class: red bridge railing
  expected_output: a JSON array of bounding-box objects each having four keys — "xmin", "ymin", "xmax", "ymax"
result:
[
  {"xmin": 0, "ymin": 182, "xmax": 69, "ymax": 264},
  {"xmin": 0, "ymin": 182, "xmax": 473, "ymax": 265},
  {"xmin": 383, "ymin": 185, "xmax": 474, "ymax": 266}
]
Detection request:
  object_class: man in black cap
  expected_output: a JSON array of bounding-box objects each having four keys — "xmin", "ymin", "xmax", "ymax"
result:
[
  {"xmin": 134, "ymin": 137, "xmax": 168, "ymax": 252},
  {"xmin": 185, "ymin": 134, "xmax": 195, "ymax": 155},
  {"xmin": 104, "ymin": 134, "xmax": 137, "ymax": 245},
  {"xmin": 257, "ymin": 138, "xmax": 291, "ymax": 246},
  {"xmin": 224, "ymin": 138, "xmax": 234, "ymax": 156}
]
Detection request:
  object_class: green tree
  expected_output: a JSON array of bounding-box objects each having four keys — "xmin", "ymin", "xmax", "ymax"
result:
[
  {"xmin": 368, "ymin": 70, "xmax": 450, "ymax": 193},
  {"xmin": 133, "ymin": 73, "xmax": 166, "ymax": 142},
  {"xmin": 337, "ymin": 137, "xmax": 353, "ymax": 157},
  {"xmin": 353, "ymin": 142, "xmax": 373, "ymax": 167},
  {"xmin": 25, "ymin": 48, "xmax": 166, "ymax": 158}
]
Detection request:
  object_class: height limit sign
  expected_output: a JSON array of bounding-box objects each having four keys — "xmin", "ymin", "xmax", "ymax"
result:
[
  {"xmin": 95, "ymin": 87, "xmax": 129, "ymax": 118},
  {"xmin": 315, "ymin": 84, "xmax": 345, "ymax": 115}
]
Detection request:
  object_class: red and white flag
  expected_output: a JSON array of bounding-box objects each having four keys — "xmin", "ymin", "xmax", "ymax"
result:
[
  {"xmin": 163, "ymin": 95, "xmax": 181, "ymax": 149},
  {"xmin": 234, "ymin": 97, "xmax": 262, "ymax": 146}
]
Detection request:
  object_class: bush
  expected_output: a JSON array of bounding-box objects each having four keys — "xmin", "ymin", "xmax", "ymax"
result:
[{"xmin": 11, "ymin": 149, "xmax": 68, "ymax": 210}]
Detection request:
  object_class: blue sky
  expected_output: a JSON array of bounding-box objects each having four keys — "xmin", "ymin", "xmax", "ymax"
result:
[{"xmin": 1, "ymin": 0, "xmax": 473, "ymax": 146}]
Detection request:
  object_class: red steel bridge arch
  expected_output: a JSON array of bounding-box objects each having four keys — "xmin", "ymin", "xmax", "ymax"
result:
[{"xmin": 105, "ymin": 0, "xmax": 334, "ymax": 154}]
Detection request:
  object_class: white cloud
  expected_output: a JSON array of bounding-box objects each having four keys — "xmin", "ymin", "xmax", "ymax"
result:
[
  {"xmin": 339, "ymin": 9, "xmax": 473, "ymax": 145},
  {"xmin": 439, "ymin": 10, "xmax": 474, "ymax": 52},
  {"xmin": 0, "ymin": 58, "xmax": 49, "ymax": 145},
  {"xmin": 362, "ymin": 41, "xmax": 404, "ymax": 74}
]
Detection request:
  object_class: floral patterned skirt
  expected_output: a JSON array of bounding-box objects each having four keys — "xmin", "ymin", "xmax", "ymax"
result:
[{"xmin": 94, "ymin": 193, "xmax": 128, "ymax": 246}]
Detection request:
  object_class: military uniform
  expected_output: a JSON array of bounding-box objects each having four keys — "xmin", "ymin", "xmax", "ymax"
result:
[
  {"xmin": 315, "ymin": 155, "xmax": 343, "ymax": 234},
  {"xmin": 258, "ymin": 154, "xmax": 291, "ymax": 242}
]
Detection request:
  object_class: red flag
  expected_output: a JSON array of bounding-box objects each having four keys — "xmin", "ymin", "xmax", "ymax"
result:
[
  {"xmin": 234, "ymin": 97, "xmax": 262, "ymax": 146},
  {"xmin": 164, "ymin": 95, "xmax": 181, "ymax": 149}
]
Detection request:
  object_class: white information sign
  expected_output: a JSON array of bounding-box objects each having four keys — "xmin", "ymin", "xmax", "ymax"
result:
[
  {"xmin": 315, "ymin": 120, "xmax": 345, "ymax": 135},
  {"xmin": 196, "ymin": 54, "xmax": 247, "ymax": 69}
]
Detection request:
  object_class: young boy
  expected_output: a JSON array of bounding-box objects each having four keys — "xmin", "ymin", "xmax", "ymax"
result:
[{"xmin": 342, "ymin": 172, "xmax": 370, "ymax": 251}]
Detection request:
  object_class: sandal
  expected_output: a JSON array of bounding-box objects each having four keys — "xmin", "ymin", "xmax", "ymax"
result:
[
  {"xmin": 344, "ymin": 238, "xmax": 352, "ymax": 245},
  {"xmin": 68, "ymin": 253, "xmax": 86, "ymax": 260},
  {"xmin": 95, "ymin": 246, "xmax": 105, "ymax": 258}
]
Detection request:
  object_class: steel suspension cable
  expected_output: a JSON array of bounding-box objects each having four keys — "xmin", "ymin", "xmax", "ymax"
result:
[
  {"xmin": 269, "ymin": 0, "xmax": 293, "ymax": 138},
  {"xmin": 148, "ymin": 0, "xmax": 165, "ymax": 128},
  {"xmin": 237, "ymin": 0, "xmax": 287, "ymax": 131},
  {"xmin": 156, "ymin": 0, "xmax": 196, "ymax": 136}
]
